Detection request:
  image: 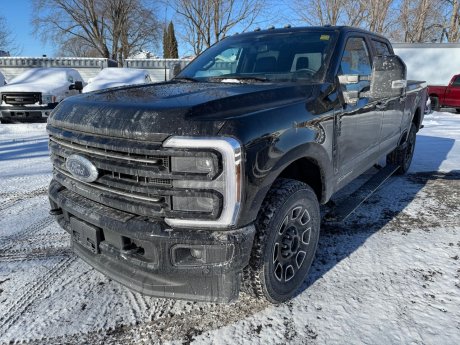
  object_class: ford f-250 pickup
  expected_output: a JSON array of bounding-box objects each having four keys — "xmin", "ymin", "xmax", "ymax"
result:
[
  {"xmin": 428, "ymin": 74, "xmax": 460, "ymax": 113},
  {"xmin": 47, "ymin": 26, "xmax": 427, "ymax": 303}
]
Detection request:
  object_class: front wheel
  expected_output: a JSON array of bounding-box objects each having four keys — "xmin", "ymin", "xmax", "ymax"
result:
[
  {"xmin": 387, "ymin": 123, "xmax": 417, "ymax": 175},
  {"xmin": 244, "ymin": 179, "xmax": 320, "ymax": 303}
]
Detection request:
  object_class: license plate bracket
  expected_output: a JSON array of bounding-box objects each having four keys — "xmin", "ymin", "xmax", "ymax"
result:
[{"xmin": 70, "ymin": 217, "xmax": 102, "ymax": 254}]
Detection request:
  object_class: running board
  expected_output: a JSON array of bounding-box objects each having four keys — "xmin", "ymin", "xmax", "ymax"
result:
[{"xmin": 324, "ymin": 164, "xmax": 400, "ymax": 223}]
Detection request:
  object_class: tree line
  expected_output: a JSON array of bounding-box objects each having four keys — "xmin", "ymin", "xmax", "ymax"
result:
[{"xmin": 0, "ymin": 0, "xmax": 459, "ymax": 64}]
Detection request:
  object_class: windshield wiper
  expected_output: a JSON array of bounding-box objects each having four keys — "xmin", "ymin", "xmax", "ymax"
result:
[
  {"xmin": 208, "ymin": 75, "xmax": 269, "ymax": 83},
  {"xmin": 173, "ymin": 77, "xmax": 200, "ymax": 83}
]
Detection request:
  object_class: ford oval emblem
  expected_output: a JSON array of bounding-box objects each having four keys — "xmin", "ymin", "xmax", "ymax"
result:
[{"xmin": 66, "ymin": 154, "xmax": 99, "ymax": 183}]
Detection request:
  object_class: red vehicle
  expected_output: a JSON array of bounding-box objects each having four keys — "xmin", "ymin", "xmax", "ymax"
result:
[{"xmin": 428, "ymin": 74, "xmax": 460, "ymax": 113}]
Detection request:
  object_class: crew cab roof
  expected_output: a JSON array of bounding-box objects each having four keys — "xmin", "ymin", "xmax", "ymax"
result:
[{"xmin": 231, "ymin": 26, "xmax": 390, "ymax": 42}]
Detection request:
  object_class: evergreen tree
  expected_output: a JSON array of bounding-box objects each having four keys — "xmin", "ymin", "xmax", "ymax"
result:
[{"xmin": 163, "ymin": 21, "xmax": 179, "ymax": 58}]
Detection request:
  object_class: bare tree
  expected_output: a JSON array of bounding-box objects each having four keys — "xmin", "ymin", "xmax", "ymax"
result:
[
  {"xmin": 391, "ymin": 0, "xmax": 445, "ymax": 42},
  {"xmin": 0, "ymin": 15, "xmax": 18, "ymax": 55},
  {"xmin": 446, "ymin": 0, "xmax": 460, "ymax": 41},
  {"xmin": 366, "ymin": 0, "xmax": 394, "ymax": 33},
  {"xmin": 32, "ymin": 0, "xmax": 161, "ymax": 64},
  {"xmin": 58, "ymin": 36, "xmax": 102, "ymax": 57},
  {"xmin": 292, "ymin": 0, "xmax": 345, "ymax": 26},
  {"xmin": 292, "ymin": 0, "xmax": 395, "ymax": 34},
  {"xmin": 173, "ymin": 0, "xmax": 265, "ymax": 55}
]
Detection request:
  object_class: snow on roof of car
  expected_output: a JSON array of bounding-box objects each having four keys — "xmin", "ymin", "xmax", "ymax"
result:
[
  {"xmin": 7, "ymin": 68, "xmax": 80, "ymax": 85},
  {"xmin": 83, "ymin": 68, "xmax": 150, "ymax": 93}
]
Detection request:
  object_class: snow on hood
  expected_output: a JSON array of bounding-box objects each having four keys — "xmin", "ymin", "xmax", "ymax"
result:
[
  {"xmin": 0, "ymin": 68, "xmax": 80, "ymax": 94},
  {"xmin": 83, "ymin": 68, "xmax": 150, "ymax": 93}
]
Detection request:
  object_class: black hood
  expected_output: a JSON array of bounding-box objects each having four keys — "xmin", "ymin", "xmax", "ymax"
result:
[{"xmin": 48, "ymin": 81, "xmax": 315, "ymax": 141}]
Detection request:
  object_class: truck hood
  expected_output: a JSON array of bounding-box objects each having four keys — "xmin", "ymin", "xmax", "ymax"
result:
[
  {"xmin": 0, "ymin": 82, "xmax": 67, "ymax": 94},
  {"xmin": 48, "ymin": 81, "xmax": 315, "ymax": 141}
]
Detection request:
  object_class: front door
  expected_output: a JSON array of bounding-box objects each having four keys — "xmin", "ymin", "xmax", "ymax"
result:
[{"xmin": 336, "ymin": 36, "xmax": 383, "ymax": 187}]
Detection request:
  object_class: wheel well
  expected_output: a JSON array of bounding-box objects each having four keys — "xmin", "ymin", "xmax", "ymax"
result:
[{"xmin": 278, "ymin": 158, "xmax": 323, "ymax": 201}]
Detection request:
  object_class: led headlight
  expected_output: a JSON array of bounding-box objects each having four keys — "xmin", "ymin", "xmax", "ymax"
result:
[
  {"xmin": 163, "ymin": 136, "xmax": 242, "ymax": 229},
  {"xmin": 171, "ymin": 155, "xmax": 215, "ymax": 174}
]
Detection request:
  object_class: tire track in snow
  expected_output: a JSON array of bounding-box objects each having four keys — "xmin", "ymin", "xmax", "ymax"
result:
[
  {"xmin": 0, "ymin": 256, "xmax": 76, "ymax": 335},
  {"xmin": 0, "ymin": 247, "xmax": 72, "ymax": 263},
  {"xmin": 0, "ymin": 186, "xmax": 48, "ymax": 213},
  {"xmin": 0, "ymin": 216, "xmax": 55, "ymax": 252}
]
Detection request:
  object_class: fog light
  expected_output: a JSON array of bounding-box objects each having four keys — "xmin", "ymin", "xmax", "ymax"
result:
[{"xmin": 172, "ymin": 195, "xmax": 214, "ymax": 212}]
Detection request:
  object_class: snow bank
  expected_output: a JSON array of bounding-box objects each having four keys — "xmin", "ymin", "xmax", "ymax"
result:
[{"xmin": 411, "ymin": 111, "xmax": 460, "ymax": 172}]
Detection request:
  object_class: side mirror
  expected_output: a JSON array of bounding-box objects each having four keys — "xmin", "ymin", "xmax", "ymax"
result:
[
  {"xmin": 369, "ymin": 55, "xmax": 407, "ymax": 99},
  {"xmin": 338, "ymin": 75, "xmax": 371, "ymax": 105},
  {"xmin": 171, "ymin": 63, "xmax": 182, "ymax": 78},
  {"xmin": 69, "ymin": 81, "xmax": 84, "ymax": 92}
]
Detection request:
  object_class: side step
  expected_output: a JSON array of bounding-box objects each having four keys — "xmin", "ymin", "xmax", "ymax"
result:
[{"xmin": 324, "ymin": 164, "xmax": 400, "ymax": 222}]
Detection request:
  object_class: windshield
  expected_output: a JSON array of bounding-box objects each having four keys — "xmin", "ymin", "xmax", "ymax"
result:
[{"xmin": 178, "ymin": 30, "xmax": 338, "ymax": 83}]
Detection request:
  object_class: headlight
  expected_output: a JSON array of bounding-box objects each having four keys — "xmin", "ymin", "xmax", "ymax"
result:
[
  {"xmin": 171, "ymin": 155, "xmax": 216, "ymax": 174},
  {"xmin": 42, "ymin": 94, "xmax": 56, "ymax": 104},
  {"xmin": 163, "ymin": 136, "xmax": 242, "ymax": 229}
]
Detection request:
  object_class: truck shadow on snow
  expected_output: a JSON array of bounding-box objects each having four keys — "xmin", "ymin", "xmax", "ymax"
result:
[
  {"xmin": 0, "ymin": 138, "xmax": 49, "ymax": 161},
  {"xmin": 300, "ymin": 134, "xmax": 459, "ymax": 294}
]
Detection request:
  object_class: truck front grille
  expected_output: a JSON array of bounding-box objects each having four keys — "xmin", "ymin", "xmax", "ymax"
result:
[
  {"xmin": 1, "ymin": 92, "xmax": 41, "ymax": 105},
  {"xmin": 47, "ymin": 125, "xmax": 221, "ymax": 220}
]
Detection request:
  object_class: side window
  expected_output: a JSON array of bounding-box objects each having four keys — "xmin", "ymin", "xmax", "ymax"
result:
[
  {"xmin": 339, "ymin": 37, "xmax": 372, "ymax": 93},
  {"xmin": 452, "ymin": 76, "xmax": 460, "ymax": 87},
  {"xmin": 372, "ymin": 40, "xmax": 391, "ymax": 56}
]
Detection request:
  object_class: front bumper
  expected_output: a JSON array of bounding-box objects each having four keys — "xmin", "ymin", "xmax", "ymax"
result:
[
  {"xmin": 48, "ymin": 179, "xmax": 255, "ymax": 302},
  {"xmin": 0, "ymin": 104, "xmax": 57, "ymax": 121}
]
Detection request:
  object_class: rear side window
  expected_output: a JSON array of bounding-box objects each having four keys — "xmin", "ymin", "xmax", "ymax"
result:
[
  {"xmin": 452, "ymin": 76, "xmax": 460, "ymax": 87},
  {"xmin": 372, "ymin": 40, "xmax": 391, "ymax": 56}
]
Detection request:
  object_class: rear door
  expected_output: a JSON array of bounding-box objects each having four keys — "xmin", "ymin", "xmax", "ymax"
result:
[
  {"xmin": 371, "ymin": 39, "xmax": 405, "ymax": 154},
  {"xmin": 444, "ymin": 75, "xmax": 460, "ymax": 107}
]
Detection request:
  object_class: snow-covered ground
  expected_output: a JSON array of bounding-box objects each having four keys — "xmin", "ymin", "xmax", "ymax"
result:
[{"xmin": 0, "ymin": 112, "xmax": 459, "ymax": 345}]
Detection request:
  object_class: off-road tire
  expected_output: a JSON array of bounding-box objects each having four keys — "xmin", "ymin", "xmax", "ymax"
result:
[
  {"xmin": 430, "ymin": 96, "xmax": 440, "ymax": 111},
  {"xmin": 387, "ymin": 123, "xmax": 417, "ymax": 175},
  {"xmin": 243, "ymin": 178, "xmax": 320, "ymax": 303}
]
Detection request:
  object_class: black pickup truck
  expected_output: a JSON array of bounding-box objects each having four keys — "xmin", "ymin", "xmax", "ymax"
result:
[{"xmin": 47, "ymin": 26, "xmax": 426, "ymax": 303}]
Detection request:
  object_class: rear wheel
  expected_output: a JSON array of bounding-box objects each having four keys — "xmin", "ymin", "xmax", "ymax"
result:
[
  {"xmin": 387, "ymin": 123, "xmax": 417, "ymax": 175},
  {"xmin": 456, "ymin": 108, "xmax": 460, "ymax": 114},
  {"xmin": 244, "ymin": 179, "xmax": 320, "ymax": 303},
  {"xmin": 430, "ymin": 96, "xmax": 440, "ymax": 111}
]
